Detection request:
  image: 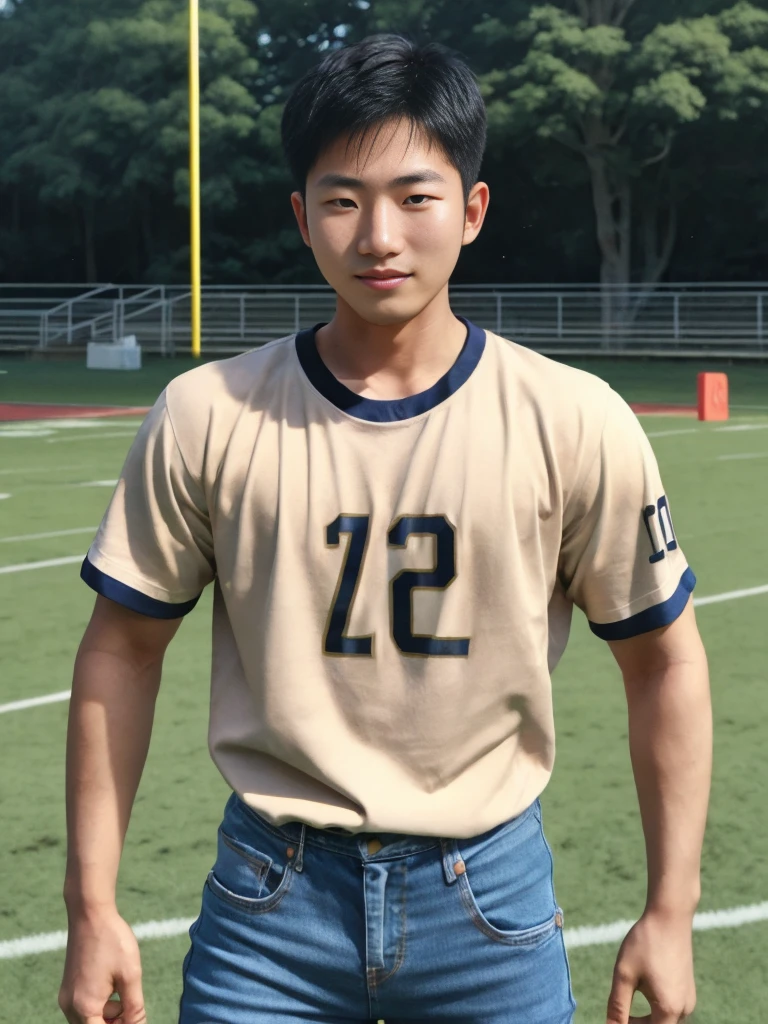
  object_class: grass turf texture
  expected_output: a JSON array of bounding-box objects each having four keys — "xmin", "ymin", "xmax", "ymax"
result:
[
  {"xmin": 3, "ymin": 352, "xmax": 768, "ymax": 409},
  {"xmin": 0, "ymin": 359, "xmax": 767, "ymax": 1022}
]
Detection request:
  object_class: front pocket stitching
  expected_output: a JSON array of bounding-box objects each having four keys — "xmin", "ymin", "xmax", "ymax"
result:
[
  {"xmin": 206, "ymin": 863, "xmax": 293, "ymax": 914},
  {"xmin": 456, "ymin": 873, "xmax": 558, "ymax": 946},
  {"xmin": 219, "ymin": 829, "xmax": 273, "ymax": 890}
]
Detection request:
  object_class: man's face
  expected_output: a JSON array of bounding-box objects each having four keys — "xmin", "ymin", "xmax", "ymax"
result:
[{"xmin": 291, "ymin": 119, "xmax": 489, "ymax": 325}]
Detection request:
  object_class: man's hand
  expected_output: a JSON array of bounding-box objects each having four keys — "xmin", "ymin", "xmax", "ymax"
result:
[
  {"xmin": 59, "ymin": 908, "xmax": 146, "ymax": 1024},
  {"xmin": 606, "ymin": 909, "xmax": 696, "ymax": 1023}
]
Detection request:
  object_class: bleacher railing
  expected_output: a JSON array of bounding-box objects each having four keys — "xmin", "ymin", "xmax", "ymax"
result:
[{"xmin": 0, "ymin": 283, "xmax": 766, "ymax": 356}]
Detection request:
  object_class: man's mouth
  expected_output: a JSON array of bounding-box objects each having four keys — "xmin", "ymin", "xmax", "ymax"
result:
[{"xmin": 355, "ymin": 270, "xmax": 413, "ymax": 291}]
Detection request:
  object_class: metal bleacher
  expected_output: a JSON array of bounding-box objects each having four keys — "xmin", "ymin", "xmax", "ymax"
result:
[{"xmin": 1, "ymin": 282, "xmax": 766, "ymax": 357}]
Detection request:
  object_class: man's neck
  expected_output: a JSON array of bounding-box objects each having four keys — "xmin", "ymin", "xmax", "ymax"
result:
[{"xmin": 314, "ymin": 290, "xmax": 467, "ymax": 401}]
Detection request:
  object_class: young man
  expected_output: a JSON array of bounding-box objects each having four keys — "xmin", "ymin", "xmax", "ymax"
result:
[{"xmin": 59, "ymin": 34, "xmax": 711, "ymax": 1024}]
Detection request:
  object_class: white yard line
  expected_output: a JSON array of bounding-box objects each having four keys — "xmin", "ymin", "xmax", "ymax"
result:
[
  {"xmin": 645, "ymin": 428, "xmax": 700, "ymax": 439},
  {"xmin": 695, "ymin": 583, "xmax": 768, "ymax": 607},
  {"xmin": 0, "ymin": 464, "xmax": 90, "ymax": 477},
  {"xmin": 8, "ymin": 481, "xmax": 118, "ymax": 495},
  {"xmin": 2, "ymin": 901, "xmax": 767, "ymax": 960},
  {"xmin": 0, "ymin": 554, "xmax": 83, "ymax": 575},
  {"xmin": 46, "ymin": 432, "xmax": 137, "ymax": 444},
  {"xmin": 0, "ymin": 527, "xmax": 97, "ymax": 544},
  {"xmin": 0, "ymin": 429, "xmax": 56, "ymax": 438},
  {"xmin": 0, "ymin": 919, "xmax": 197, "ymax": 960},
  {"xmin": 715, "ymin": 423, "xmax": 768, "ymax": 432},
  {"xmin": 717, "ymin": 452, "xmax": 768, "ymax": 461},
  {"xmin": 646, "ymin": 421, "xmax": 768, "ymax": 440},
  {"xmin": 565, "ymin": 901, "xmax": 768, "ymax": 950},
  {"xmin": 0, "ymin": 690, "xmax": 71, "ymax": 715}
]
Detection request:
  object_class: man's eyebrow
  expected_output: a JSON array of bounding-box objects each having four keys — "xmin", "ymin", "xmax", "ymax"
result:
[
  {"xmin": 315, "ymin": 170, "xmax": 447, "ymax": 189},
  {"xmin": 390, "ymin": 170, "xmax": 447, "ymax": 187},
  {"xmin": 315, "ymin": 173, "xmax": 364, "ymax": 189}
]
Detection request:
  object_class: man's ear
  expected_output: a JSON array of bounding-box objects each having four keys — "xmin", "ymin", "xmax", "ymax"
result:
[
  {"xmin": 462, "ymin": 181, "xmax": 490, "ymax": 247},
  {"xmin": 290, "ymin": 191, "xmax": 312, "ymax": 248}
]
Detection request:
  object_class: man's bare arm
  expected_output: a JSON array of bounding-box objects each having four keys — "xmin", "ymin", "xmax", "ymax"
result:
[
  {"xmin": 604, "ymin": 598, "xmax": 712, "ymax": 1024},
  {"xmin": 611, "ymin": 599, "xmax": 712, "ymax": 918},
  {"xmin": 60, "ymin": 595, "xmax": 182, "ymax": 1024}
]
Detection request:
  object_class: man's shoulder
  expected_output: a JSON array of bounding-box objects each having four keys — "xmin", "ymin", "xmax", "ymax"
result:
[
  {"xmin": 485, "ymin": 329, "xmax": 611, "ymax": 418},
  {"xmin": 155, "ymin": 334, "xmax": 297, "ymax": 466},
  {"xmin": 165, "ymin": 333, "xmax": 296, "ymax": 410},
  {"xmin": 163, "ymin": 334, "xmax": 299, "ymax": 429}
]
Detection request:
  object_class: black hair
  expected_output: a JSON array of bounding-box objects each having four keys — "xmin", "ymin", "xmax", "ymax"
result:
[{"xmin": 280, "ymin": 34, "xmax": 487, "ymax": 203}]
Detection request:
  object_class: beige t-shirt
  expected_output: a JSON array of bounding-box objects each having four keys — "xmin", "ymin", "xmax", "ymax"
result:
[{"xmin": 82, "ymin": 319, "xmax": 694, "ymax": 838}]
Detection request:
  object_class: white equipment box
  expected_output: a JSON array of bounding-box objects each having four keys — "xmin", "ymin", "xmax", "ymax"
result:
[{"xmin": 86, "ymin": 335, "xmax": 142, "ymax": 370}]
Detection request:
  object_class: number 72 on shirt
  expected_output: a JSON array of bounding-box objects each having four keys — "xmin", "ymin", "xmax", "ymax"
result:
[{"xmin": 324, "ymin": 514, "xmax": 471, "ymax": 659}]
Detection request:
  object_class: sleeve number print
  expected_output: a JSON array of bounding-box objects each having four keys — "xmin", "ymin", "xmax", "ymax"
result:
[
  {"xmin": 642, "ymin": 494, "xmax": 678, "ymax": 564},
  {"xmin": 324, "ymin": 514, "xmax": 470, "ymax": 658}
]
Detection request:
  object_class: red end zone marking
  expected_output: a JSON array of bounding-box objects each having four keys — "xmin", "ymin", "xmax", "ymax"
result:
[
  {"xmin": 630, "ymin": 403, "xmax": 697, "ymax": 417},
  {"xmin": 0, "ymin": 404, "xmax": 150, "ymax": 422}
]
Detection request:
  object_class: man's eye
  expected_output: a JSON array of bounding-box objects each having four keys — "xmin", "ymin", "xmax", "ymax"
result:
[
  {"xmin": 404, "ymin": 195, "xmax": 431, "ymax": 206},
  {"xmin": 331, "ymin": 198, "xmax": 357, "ymax": 208}
]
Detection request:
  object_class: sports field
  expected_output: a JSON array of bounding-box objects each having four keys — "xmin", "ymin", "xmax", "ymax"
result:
[{"xmin": 1, "ymin": 355, "xmax": 767, "ymax": 1023}]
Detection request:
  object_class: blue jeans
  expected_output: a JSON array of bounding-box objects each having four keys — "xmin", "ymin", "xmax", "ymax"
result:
[{"xmin": 179, "ymin": 793, "xmax": 576, "ymax": 1023}]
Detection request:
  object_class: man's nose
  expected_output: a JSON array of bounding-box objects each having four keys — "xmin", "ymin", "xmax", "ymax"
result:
[{"xmin": 357, "ymin": 200, "xmax": 402, "ymax": 259}]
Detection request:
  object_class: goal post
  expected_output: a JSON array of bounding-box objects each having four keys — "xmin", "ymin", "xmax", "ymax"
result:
[{"xmin": 189, "ymin": 0, "xmax": 202, "ymax": 358}]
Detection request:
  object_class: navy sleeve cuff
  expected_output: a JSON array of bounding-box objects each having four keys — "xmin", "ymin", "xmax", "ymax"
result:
[
  {"xmin": 588, "ymin": 568, "xmax": 696, "ymax": 641},
  {"xmin": 81, "ymin": 557, "xmax": 202, "ymax": 619}
]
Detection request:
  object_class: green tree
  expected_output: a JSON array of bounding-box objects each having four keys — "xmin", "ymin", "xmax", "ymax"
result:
[
  {"xmin": 2, "ymin": 0, "xmax": 768, "ymax": 287},
  {"xmin": 0, "ymin": 0, "xmax": 260, "ymax": 282},
  {"xmin": 478, "ymin": 0, "xmax": 768, "ymax": 319}
]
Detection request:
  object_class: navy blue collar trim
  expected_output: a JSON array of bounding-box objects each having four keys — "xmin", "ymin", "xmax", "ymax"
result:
[{"xmin": 295, "ymin": 317, "xmax": 485, "ymax": 423}]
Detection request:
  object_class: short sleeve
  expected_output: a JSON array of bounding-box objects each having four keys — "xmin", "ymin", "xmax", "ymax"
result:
[
  {"xmin": 559, "ymin": 388, "xmax": 695, "ymax": 641},
  {"xmin": 81, "ymin": 391, "xmax": 215, "ymax": 618}
]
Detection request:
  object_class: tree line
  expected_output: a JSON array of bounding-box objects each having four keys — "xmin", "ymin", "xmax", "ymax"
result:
[{"xmin": 1, "ymin": 0, "xmax": 767, "ymax": 288}]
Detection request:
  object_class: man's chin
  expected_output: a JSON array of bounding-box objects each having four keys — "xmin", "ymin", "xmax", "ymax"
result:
[{"xmin": 337, "ymin": 295, "xmax": 428, "ymax": 328}]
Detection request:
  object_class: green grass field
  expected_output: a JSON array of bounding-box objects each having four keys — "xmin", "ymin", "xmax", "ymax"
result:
[{"xmin": 1, "ymin": 355, "xmax": 767, "ymax": 1023}]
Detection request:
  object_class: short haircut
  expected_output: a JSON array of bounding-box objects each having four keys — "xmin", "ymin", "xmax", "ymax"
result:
[{"xmin": 281, "ymin": 34, "xmax": 487, "ymax": 202}]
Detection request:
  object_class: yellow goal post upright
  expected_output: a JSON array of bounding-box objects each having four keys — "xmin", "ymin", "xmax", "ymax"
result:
[{"xmin": 189, "ymin": 0, "xmax": 202, "ymax": 358}]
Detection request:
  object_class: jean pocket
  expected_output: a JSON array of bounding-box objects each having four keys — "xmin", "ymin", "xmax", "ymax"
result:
[
  {"xmin": 453, "ymin": 802, "xmax": 562, "ymax": 947},
  {"xmin": 206, "ymin": 824, "xmax": 294, "ymax": 914}
]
